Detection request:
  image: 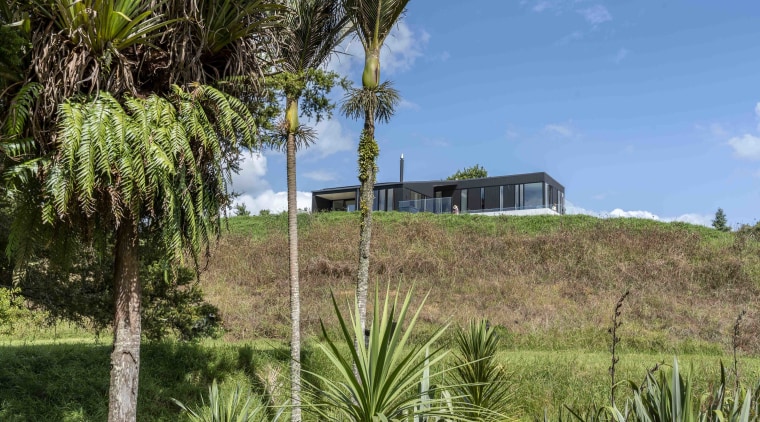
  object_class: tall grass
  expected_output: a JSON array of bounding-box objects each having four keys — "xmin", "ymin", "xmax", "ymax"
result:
[{"xmin": 203, "ymin": 213, "xmax": 759, "ymax": 354}]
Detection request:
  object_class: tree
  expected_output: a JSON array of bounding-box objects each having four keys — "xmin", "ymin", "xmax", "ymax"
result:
[
  {"xmin": 712, "ymin": 208, "xmax": 730, "ymax": 232},
  {"xmin": 447, "ymin": 164, "xmax": 488, "ymax": 180},
  {"xmin": 265, "ymin": 1, "xmax": 348, "ymax": 420},
  {"xmin": 0, "ymin": 1, "xmax": 278, "ymax": 420},
  {"xmin": 234, "ymin": 203, "xmax": 252, "ymax": 217},
  {"xmin": 341, "ymin": 0, "xmax": 407, "ymax": 335}
]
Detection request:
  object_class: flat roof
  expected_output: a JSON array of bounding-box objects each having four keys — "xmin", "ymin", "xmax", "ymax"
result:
[{"xmin": 312, "ymin": 172, "xmax": 564, "ymax": 195}]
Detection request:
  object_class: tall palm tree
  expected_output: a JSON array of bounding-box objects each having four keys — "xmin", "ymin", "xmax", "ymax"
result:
[
  {"xmin": 271, "ymin": 1, "xmax": 348, "ymax": 420},
  {"xmin": 340, "ymin": 0, "xmax": 407, "ymax": 332},
  {"xmin": 0, "ymin": 1, "xmax": 279, "ymax": 420}
]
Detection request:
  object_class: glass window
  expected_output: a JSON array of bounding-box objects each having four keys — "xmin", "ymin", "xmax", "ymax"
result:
[
  {"xmin": 484, "ymin": 186, "xmax": 499, "ymax": 210},
  {"xmin": 468, "ymin": 188, "xmax": 481, "ymax": 211},
  {"xmin": 387, "ymin": 189, "xmax": 394, "ymax": 211},
  {"xmin": 461, "ymin": 189, "xmax": 467, "ymax": 212},
  {"xmin": 378, "ymin": 189, "xmax": 386, "ymax": 211},
  {"xmin": 504, "ymin": 185, "xmax": 516, "ymax": 209},
  {"xmin": 372, "ymin": 190, "xmax": 379, "ymax": 211},
  {"xmin": 524, "ymin": 182, "xmax": 542, "ymax": 208},
  {"xmin": 515, "ymin": 184, "xmax": 524, "ymax": 209}
]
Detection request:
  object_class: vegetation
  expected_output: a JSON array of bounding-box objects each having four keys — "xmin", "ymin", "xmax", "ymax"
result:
[
  {"xmin": 173, "ymin": 379, "xmax": 285, "ymax": 422},
  {"xmin": 200, "ymin": 213, "xmax": 760, "ymax": 352},
  {"xmin": 447, "ymin": 164, "xmax": 488, "ymax": 180},
  {"xmin": 264, "ymin": 2, "xmax": 348, "ymax": 419},
  {"xmin": 449, "ymin": 320, "xmax": 515, "ymax": 421},
  {"xmin": 235, "ymin": 204, "xmax": 253, "ymax": 217},
  {"xmin": 713, "ymin": 208, "xmax": 731, "ymax": 232},
  {"xmin": 0, "ymin": 0, "xmax": 276, "ymax": 419},
  {"xmin": 308, "ymin": 286, "xmax": 450, "ymax": 421},
  {"xmin": 340, "ymin": 0, "xmax": 407, "ymax": 333}
]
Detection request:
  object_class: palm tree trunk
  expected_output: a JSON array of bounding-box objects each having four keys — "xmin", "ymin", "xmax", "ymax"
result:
[
  {"xmin": 356, "ymin": 108, "xmax": 378, "ymax": 333},
  {"xmin": 286, "ymin": 100, "xmax": 302, "ymax": 422},
  {"xmin": 108, "ymin": 216, "xmax": 141, "ymax": 422}
]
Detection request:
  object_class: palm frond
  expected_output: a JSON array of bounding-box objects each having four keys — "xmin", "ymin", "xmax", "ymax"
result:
[
  {"xmin": 342, "ymin": 0, "xmax": 410, "ymax": 51},
  {"xmin": 267, "ymin": 121, "xmax": 317, "ymax": 153},
  {"xmin": 341, "ymin": 81, "xmax": 400, "ymax": 123},
  {"xmin": 281, "ymin": 0, "xmax": 350, "ymax": 73}
]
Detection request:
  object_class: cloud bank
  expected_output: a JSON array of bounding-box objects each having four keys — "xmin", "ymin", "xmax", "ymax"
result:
[{"xmin": 566, "ymin": 200, "xmax": 712, "ymax": 226}]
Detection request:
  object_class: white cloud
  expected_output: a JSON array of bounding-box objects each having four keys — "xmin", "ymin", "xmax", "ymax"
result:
[
  {"xmin": 728, "ymin": 134, "xmax": 760, "ymax": 160},
  {"xmin": 399, "ymin": 98, "xmax": 420, "ymax": 111},
  {"xmin": 326, "ymin": 21, "xmax": 429, "ymax": 78},
  {"xmin": 672, "ymin": 213, "xmax": 713, "ymax": 226},
  {"xmin": 230, "ymin": 153, "xmax": 270, "ymax": 197},
  {"xmin": 556, "ymin": 31, "xmax": 584, "ymax": 46},
  {"xmin": 614, "ymin": 48, "xmax": 629, "ymax": 64},
  {"xmin": 533, "ymin": 0, "xmax": 552, "ymax": 12},
  {"xmin": 234, "ymin": 191, "xmax": 312, "ymax": 215},
  {"xmin": 609, "ymin": 208, "xmax": 660, "ymax": 220},
  {"xmin": 579, "ymin": 4, "xmax": 612, "ymax": 25},
  {"xmin": 710, "ymin": 123, "xmax": 728, "ymax": 138},
  {"xmin": 382, "ymin": 23, "xmax": 429, "ymax": 75},
  {"xmin": 544, "ymin": 123, "xmax": 575, "ymax": 137},
  {"xmin": 300, "ymin": 119, "xmax": 354, "ymax": 159},
  {"xmin": 565, "ymin": 200, "xmax": 712, "ymax": 227},
  {"xmin": 304, "ymin": 170, "xmax": 337, "ymax": 182}
]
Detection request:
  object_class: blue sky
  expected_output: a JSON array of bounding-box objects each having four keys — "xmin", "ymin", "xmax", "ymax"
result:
[{"xmin": 232, "ymin": 0, "xmax": 760, "ymax": 227}]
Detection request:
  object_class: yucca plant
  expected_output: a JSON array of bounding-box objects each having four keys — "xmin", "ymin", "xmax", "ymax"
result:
[
  {"xmin": 624, "ymin": 358, "xmax": 757, "ymax": 422},
  {"xmin": 449, "ymin": 320, "xmax": 515, "ymax": 421},
  {"xmin": 307, "ymin": 285, "xmax": 452, "ymax": 421},
  {"xmin": 173, "ymin": 379, "xmax": 286, "ymax": 422}
]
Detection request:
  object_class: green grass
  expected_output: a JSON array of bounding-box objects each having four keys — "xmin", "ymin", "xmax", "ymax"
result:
[
  {"xmin": 3, "ymin": 212, "xmax": 759, "ymax": 420},
  {"xmin": 1, "ymin": 338, "xmax": 759, "ymax": 421}
]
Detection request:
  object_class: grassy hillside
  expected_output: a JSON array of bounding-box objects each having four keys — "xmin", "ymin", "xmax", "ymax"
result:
[
  {"xmin": 3, "ymin": 212, "xmax": 760, "ymax": 420},
  {"xmin": 202, "ymin": 212, "xmax": 760, "ymax": 354}
]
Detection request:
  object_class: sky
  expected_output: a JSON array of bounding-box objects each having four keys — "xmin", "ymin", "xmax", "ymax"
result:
[{"xmin": 231, "ymin": 0, "xmax": 760, "ymax": 228}]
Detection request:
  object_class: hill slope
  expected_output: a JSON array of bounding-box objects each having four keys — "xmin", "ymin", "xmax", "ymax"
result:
[{"xmin": 201, "ymin": 212, "xmax": 760, "ymax": 353}]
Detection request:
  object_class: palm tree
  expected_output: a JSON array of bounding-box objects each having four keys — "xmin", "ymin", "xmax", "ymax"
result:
[
  {"xmin": 0, "ymin": 1, "xmax": 279, "ymax": 420},
  {"xmin": 340, "ymin": 0, "xmax": 407, "ymax": 332},
  {"xmin": 270, "ymin": 1, "xmax": 348, "ymax": 420}
]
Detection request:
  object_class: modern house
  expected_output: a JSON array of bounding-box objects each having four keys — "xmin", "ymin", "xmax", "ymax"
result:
[{"xmin": 311, "ymin": 167, "xmax": 565, "ymax": 215}]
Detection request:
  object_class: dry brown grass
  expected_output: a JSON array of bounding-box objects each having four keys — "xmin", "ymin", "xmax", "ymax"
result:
[{"xmin": 199, "ymin": 213, "xmax": 760, "ymax": 353}]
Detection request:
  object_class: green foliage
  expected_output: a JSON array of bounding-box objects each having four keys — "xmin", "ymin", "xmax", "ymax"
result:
[
  {"xmin": 0, "ymin": 199, "xmax": 219, "ymax": 341},
  {"xmin": 449, "ymin": 320, "xmax": 515, "ymax": 421},
  {"xmin": 341, "ymin": 82, "xmax": 401, "ymax": 124},
  {"xmin": 342, "ymin": 0, "xmax": 411, "ymax": 55},
  {"xmin": 446, "ymin": 164, "xmax": 487, "ymax": 181},
  {"xmin": 141, "ymin": 262, "xmax": 223, "ymax": 342},
  {"xmin": 0, "ymin": 287, "xmax": 26, "ymax": 335},
  {"xmin": 196, "ymin": 0, "xmax": 282, "ymax": 55},
  {"xmin": 713, "ymin": 208, "xmax": 730, "ymax": 232},
  {"xmin": 267, "ymin": 69, "xmax": 345, "ymax": 123},
  {"xmin": 357, "ymin": 130, "xmax": 380, "ymax": 183},
  {"xmin": 49, "ymin": 0, "xmax": 169, "ymax": 55},
  {"xmin": 234, "ymin": 203, "xmax": 252, "ymax": 217},
  {"xmin": 0, "ymin": 24, "xmax": 27, "ymax": 92},
  {"xmin": 308, "ymin": 286, "xmax": 451, "ymax": 421},
  {"xmin": 16, "ymin": 84, "xmax": 257, "ymax": 266},
  {"xmin": 621, "ymin": 358, "xmax": 757, "ymax": 422},
  {"xmin": 173, "ymin": 379, "xmax": 284, "ymax": 422}
]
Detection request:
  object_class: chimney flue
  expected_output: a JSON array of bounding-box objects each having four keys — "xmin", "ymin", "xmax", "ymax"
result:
[{"xmin": 400, "ymin": 154, "xmax": 404, "ymax": 183}]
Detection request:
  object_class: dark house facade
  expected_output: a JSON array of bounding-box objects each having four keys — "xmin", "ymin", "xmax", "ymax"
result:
[{"xmin": 311, "ymin": 172, "xmax": 565, "ymax": 215}]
